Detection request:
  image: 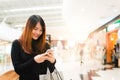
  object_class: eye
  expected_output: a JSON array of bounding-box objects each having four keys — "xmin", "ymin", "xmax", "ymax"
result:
[
  {"xmin": 33, "ymin": 26, "xmax": 42, "ymax": 32},
  {"xmin": 40, "ymin": 29, "xmax": 42, "ymax": 32},
  {"xmin": 34, "ymin": 27, "xmax": 38, "ymax": 30}
]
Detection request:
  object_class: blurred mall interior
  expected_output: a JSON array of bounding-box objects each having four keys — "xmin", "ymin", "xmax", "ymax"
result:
[{"xmin": 0, "ymin": 0, "xmax": 120, "ymax": 80}]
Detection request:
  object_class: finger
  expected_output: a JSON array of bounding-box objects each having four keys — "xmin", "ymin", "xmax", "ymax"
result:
[{"xmin": 46, "ymin": 49, "xmax": 53, "ymax": 53}]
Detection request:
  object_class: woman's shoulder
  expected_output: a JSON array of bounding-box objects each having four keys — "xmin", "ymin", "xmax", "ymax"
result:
[
  {"xmin": 12, "ymin": 39, "xmax": 21, "ymax": 46},
  {"xmin": 12, "ymin": 39, "xmax": 20, "ymax": 43}
]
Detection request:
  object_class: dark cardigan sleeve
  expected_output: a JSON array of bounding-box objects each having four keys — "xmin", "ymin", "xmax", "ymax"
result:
[
  {"xmin": 47, "ymin": 60, "xmax": 56, "ymax": 73},
  {"xmin": 11, "ymin": 40, "xmax": 38, "ymax": 75}
]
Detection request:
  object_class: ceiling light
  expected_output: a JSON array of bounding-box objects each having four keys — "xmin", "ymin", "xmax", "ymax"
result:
[
  {"xmin": 4, "ymin": 6, "xmax": 62, "ymax": 12},
  {"xmin": 113, "ymin": 9, "xmax": 118, "ymax": 13}
]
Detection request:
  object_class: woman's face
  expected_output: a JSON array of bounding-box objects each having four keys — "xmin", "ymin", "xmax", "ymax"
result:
[{"xmin": 32, "ymin": 22, "xmax": 43, "ymax": 40}]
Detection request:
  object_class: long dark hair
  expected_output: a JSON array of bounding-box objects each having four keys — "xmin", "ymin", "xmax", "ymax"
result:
[{"xmin": 19, "ymin": 15, "xmax": 46, "ymax": 54}]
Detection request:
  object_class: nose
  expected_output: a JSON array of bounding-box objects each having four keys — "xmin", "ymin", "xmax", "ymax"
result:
[{"xmin": 36, "ymin": 30, "xmax": 42, "ymax": 35}]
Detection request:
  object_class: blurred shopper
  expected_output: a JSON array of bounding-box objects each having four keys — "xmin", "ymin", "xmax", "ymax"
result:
[
  {"xmin": 111, "ymin": 49, "xmax": 116, "ymax": 65},
  {"xmin": 103, "ymin": 48, "xmax": 107, "ymax": 65},
  {"xmin": 113, "ymin": 44, "xmax": 119, "ymax": 67},
  {"xmin": 11, "ymin": 15, "xmax": 56, "ymax": 80}
]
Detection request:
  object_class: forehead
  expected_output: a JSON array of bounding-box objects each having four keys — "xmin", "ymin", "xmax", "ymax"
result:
[{"xmin": 35, "ymin": 22, "xmax": 42, "ymax": 29}]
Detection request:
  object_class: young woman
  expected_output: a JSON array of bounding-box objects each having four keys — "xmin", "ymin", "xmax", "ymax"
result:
[{"xmin": 11, "ymin": 15, "xmax": 56, "ymax": 80}]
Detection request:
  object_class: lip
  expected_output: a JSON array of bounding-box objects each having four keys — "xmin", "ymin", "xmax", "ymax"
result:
[
  {"xmin": 32, "ymin": 34, "xmax": 39, "ymax": 39},
  {"xmin": 34, "ymin": 35, "xmax": 39, "ymax": 38},
  {"xmin": 34, "ymin": 33, "xmax": 40, "ymax": 37}
]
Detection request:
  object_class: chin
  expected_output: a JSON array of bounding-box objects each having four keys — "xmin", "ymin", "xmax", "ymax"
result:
[{"xmin": 33, "ymin": 37, "xmax": 38, "ymax": 40}]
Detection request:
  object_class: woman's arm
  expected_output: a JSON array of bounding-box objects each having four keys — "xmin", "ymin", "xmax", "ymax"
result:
[
  {"xmin": 11, "ymin": 40, "xmax": 38, "ymax": 75},
  {"xmin": 46, "ymin": 60, "xmax": 56, "ymax": 73}
]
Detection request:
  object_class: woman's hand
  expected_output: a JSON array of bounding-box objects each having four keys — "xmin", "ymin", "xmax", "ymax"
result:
[
  {"xmin": 45, "ymin": 49, "xmax": 55, "ymax": 63},
  {"xmin": 34, "ymin": 49, "xmax": 55, "ymax": 63},
  {"xmin": 34, "ymin": 53, "xmax": 47, "ymax": 63}
]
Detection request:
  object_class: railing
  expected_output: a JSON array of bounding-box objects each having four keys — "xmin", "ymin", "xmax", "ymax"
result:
[{"xmin": 0, "ymin": 70, "xmax": 19, "ymax": 80}]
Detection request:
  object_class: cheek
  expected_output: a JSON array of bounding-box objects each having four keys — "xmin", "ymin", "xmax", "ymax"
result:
[
  {"xmin": 32, "ymin": 30, "xmax": 35, "ymax": 36},
  {"xmin": 32, "ymin": 29, "xmax": 42, "ymax": 37},
  {"xmin": 39, "ymin": 31, "xmax": 42, "ymax": 35}
]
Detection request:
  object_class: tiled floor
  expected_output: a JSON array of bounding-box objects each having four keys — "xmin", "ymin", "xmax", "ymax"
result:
[
  {"xmin": 58, "ymin": 61, "xmax": 82, "ymax": 80},
  {"xmin": 91, "ymin": 68, "xmax": 120, "ymax": 80}
]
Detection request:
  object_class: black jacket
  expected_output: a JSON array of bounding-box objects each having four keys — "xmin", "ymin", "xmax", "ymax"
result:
[{"xmin": 11, "ymin": 40, "xmax": 56, "ymax": 80}]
